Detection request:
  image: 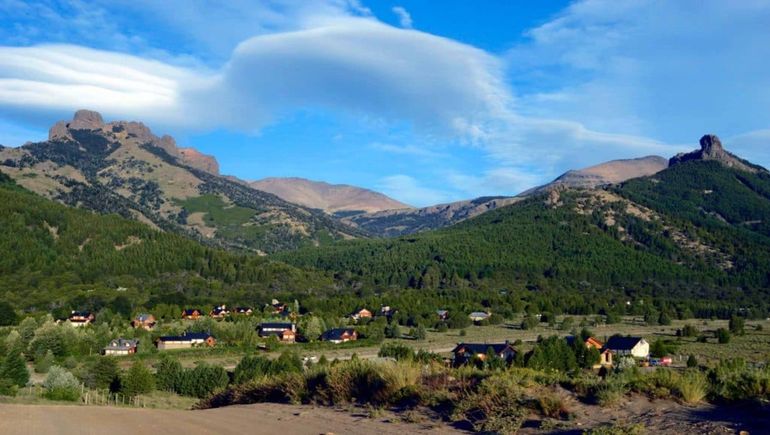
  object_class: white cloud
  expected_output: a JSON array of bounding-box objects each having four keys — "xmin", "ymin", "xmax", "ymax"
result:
[
  {"xmin": 377, "ymin": 174, "xmax": 451, "ymax": 206},
  {"xmin": 391, "ymin": 6, "xmax": 413, "ymax": 29},
  {"xmin": 370, "ymin": 142, "xmax": 446, "ymax": 159}
]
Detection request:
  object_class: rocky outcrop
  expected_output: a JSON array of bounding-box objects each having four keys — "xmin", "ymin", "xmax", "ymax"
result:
[
  {"xmin": 47, "ymin": 110, "xmax": 219, "ymax": 175},
  {"xmin": 670, "ymin": 134, "xmax": 760, "ymax": 173}
]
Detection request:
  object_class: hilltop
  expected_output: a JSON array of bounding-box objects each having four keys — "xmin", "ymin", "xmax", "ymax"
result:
[{"xmin": 250, "ymin": 177, "xmax": 410, "ymax": 214}]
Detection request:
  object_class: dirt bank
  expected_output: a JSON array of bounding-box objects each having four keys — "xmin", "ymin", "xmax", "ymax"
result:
[{"xmin": 0, "ymin": 403, "xmax": 461, "ymax": 435}]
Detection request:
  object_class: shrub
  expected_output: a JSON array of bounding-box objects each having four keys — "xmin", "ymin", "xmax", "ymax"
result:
[
  {"xmin": 378, "ymin": 343, "xmax": 414, "ymax": 361},
  {"xmin": 0, "ymin": 378, "xmax": 18, "ymax": 397},
  {"xmin": 715, "ymin": 328, "xmax": 731, "ymax": 344},
  {"xmin": 595, "ymin": 378, "xmax": 627, "ymax": 407},
  {"xmin": 179, "ymin": 363, "xmax": 228, "ymax": 398},
  {"xmin": 155, "ymin": 356, "xmax": 184, "ymax": 392},
  {"xmin": 452, "ymin": 374, "xmax": 527, "ymax": 433},
  {"xmin": 122, "ymin": 362, "xmax": 155, "ymax": 397},
  {"xmin": 686, "ymin": 355, "xmax": 698, "ymax": 368},
  {"xmin": 34, "ymin": 350, "xmax": 55, "ymax": 374},
  {"xmin": 43, "ymin": 366, "xmax": 81, "ymax": 401},
  {"xmin": 677, "ymin": 370, "xmax": 708, "ymax": 404},
  {"xmin": 536, "ymin": 389, "xmax": 569, "ymax": 419},
  {"xmin": 679, "ymin": 324, "xmax": 699, "ymax": 337},
  {"xmin": 728, "ymin": 316, "xmax": 745, "ymax": 335}
]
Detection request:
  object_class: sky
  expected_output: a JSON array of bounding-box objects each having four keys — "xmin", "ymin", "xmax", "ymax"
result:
[{"xmin": 1, "ymin": 0, "xmax": 769, "ymax": 207}]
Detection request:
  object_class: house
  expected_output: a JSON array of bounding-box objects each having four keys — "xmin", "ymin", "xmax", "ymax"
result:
[
  {"xmin": 349, "ymin": 308, "xmax": 372, "ymax": 321},
  {"xmin": 68, "ymin": 311, "xmax": 94, "ymax": 327},
  {"xmin": 103, "ymin": 338, "xmax": 139, "ymax": 356},
  {"xmin": 379, "ymin": 306, "xmax": 396, "ymax": 318},
  {"xmin": 603, "ymin": 336, "xmax": 649, "ymax": 359},
  {"xmin": 451, "ymin": 342, "xmax": 517, "ymax": 366},
  {"xmin": 131, "ymin": 313, "xmax": 156, "ymax": 330},
  {"xmin": 320, "ymin": 328, "xmax": 358, "ymax": 344},
  {"xmin": 234, "ymin": 307, "xmax": 253, "ymax": 316},
  {"xmin": 181, "ymin": 309, "xmax": 204, "ymax": 320},
  {"xmin": 210, "ymin": 305, "xmax": 230, "ymax": 319},
  {"xmin": 270, "ymin": 299, "xmax": 288, "ymax": 314},
  {"xmin": 258, "ymin": 322, "xmax": 297, "ymax": 343},
  {"xmin": 436, "ymin": 310, "xmax": 449, "ymax": 321},
  {"xmin": 566, "ymin": 336, "xmax": 613, "ymax": 367},
  {"xmin": 156, "ymin": 332, "xmax": 216, "ymax": 350},
  {"xmin": 468, "ymin": 311, "xmax": 491, "ymax": 323}
]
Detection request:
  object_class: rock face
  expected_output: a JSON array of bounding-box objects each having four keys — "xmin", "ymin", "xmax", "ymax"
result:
[
  {"xmin": 48, "ymin": 110, "xmax": 219, "ymax": 175},
  {"xmin": 670, "ymin": 134, "xmax": 760, "ymax": 173},
  {"xmin": 250, "ymin": 177, "xmax": 411, "ymax": 213},
  {"xmin": 521, "ymin": 156, "xmax": 669, "ymax": 196}
]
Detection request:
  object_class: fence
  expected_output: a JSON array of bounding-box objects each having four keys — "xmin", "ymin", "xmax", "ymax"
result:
[{"xmin": 20, "ymin": 385, "xmax": 147, "ymax": 408}]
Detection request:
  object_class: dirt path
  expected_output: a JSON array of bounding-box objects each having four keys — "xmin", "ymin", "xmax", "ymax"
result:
[{"xmin": 0, "ymin": 403, "xmax": 461, "ymax": 435}]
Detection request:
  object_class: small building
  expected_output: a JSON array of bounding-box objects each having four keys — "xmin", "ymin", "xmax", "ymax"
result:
[
  {"xmin": 103, "ymin": 338, "xmax": 139, "ymax": 356},
  {"xmin": 68, "ymin": 311, "xmax": 94, "ymax": 327},
  {"xmin": 436, "ymin": 310, "xmax": 449, "ymax": 321},
  {"xmin": 603, "ymin": 336, "xmax": 649, "ymax": 359},
  {"xmin": 451, "ymin": 342, "xmax": 517, "ymax": 366},
  {"xmin": 320, "ymin": 328, "xmax": 358, "ymax": 344},
  {"xmin": 349, "ymin": 308, "xmax": 373, "ymax": 321},
  {"xmin": 181, "ymin": 309, "xmax": 204, "ymax": 320},
  {"xmin": 156, "ymin": 332, "xmax": 216, "ymax": 350},
  {"xmin": 270, "ymin": 299, "xmax": 288, "ymax": 314},
  {"xmin": 379, "ymin": 306, "xmax": 396, "ymax": 318},
  {"xmin": 468, "ymin": 311, "xmax": 491, "ymax": 323},
  {"xmin": 234, "ymin": 307, "xmax": 254, "ymax": 316},
  {"xmin": 258, "ymin": 322, "xmax": 297, "ymax": 343},
  {"xmin": 131, "ymin": 313, "xmax": 156, "ymax": 330},
  {"xmin": 210, "ymin": 305, "xmax": 230, "ymax": 319},
  {"xmin": 566, "ymin": 336, "xmax": 613, "ymax": 367}
]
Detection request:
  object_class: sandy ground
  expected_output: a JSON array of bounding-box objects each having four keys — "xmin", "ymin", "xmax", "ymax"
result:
[{"xmin": 0, "ymin": 403, "xmax": 462, "ymax": 435}]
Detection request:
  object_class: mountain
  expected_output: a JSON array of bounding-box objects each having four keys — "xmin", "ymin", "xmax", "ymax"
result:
[
  {"xmin": 341, "ymin": 196, "xmax": 521, "ymax": 237},
  {"xmin": 0, "ymin": 110, "xmax": 360, "ymax": 254},
  {"xmin": 250, "ymin": 177, "xmax": 410, "ymax": 214},
  {"xmin": 338, "ymin": 156, "xmax": 666, "ymax": 238},
  {"xmin": 520, "ymin": 155, "xmax": 669, "ymax": 196},
  {"xmin": 280, "ymin": 135, "xmax": 770, "ymax": 307}
]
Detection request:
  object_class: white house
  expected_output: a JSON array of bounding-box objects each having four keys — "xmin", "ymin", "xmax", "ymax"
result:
[{"xmin": 603, "ymin": 336, "xmax": 650, "ymax": 359}]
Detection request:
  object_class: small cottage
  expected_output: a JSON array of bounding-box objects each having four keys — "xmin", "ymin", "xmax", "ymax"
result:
[
  {"xmin": 234, "ymin": 307, "xmax": 254, "ymax": 315},
  {"xmin": 258, "ymin": 322, "xmax": 297, "ymax": 343},
  {"xmin": 320, "ymin": 328, "xmax": 358, "ymax": 344},
  {"xmin": 68, "ymin": 311, "xmax": 94, "ymax": 327},
  {"xmin": 468, "ymin": 312, "xmax": 491, "ymax": 323},
  {"xmin": 181, "ymin": 309, "xmax": 204, "ymax": 320},
  {"xmin": 451, "ymin": 342, "xmax": 517, "ymax": 366},
  {"xmin": 131, "ymin": 313, "xmax": 156, "ymax": 330},
  {"xmin": 603, "ymin": 336, "xmax": 649, "ymax": 359},
  {"xmin": 349, "ymin": 308, "xmax": 372, "ymax": 321},
  {"xmin": 566, "ymin": 336, "xmax": 613, "ymax": 367},
  {"xmin": 156, "ymin": 332, "xmax": 216, "ymax": 350},
  {"xmin": 210, "ymin": 305, "xmax": 230, "ymax": 319},
  {"xmin": 103, "ymin": 338, "xmax": 139, "ymax": 356},
  {"xmin": 436, "ymin": 310, "xmax": 449, "ymax": 321}
]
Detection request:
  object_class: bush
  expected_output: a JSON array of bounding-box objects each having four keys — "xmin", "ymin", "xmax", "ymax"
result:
[
  {"xmin": 155, "ymin": 356, "xmax": 184, "ymax": 392},
  {"xmin": 677, "ymin": 370, "xmax": 708, "ymax": 404},
  {"xmin": 378, "ymin": 343, "xmax": 414, "ymax": 361},
  {"xmin": 716, "ymin": 328, "xmax": 731, "ymax": 344},
  {"xmin": 686, "ymin": 355, "xmax": 698, "ymax": 368},
  {"xmin": 679, "ymin": 324, "xmax": 699, "ymax": 337},
  {"xmin": 729, "ymin": 316, "xmax": 745, "ymax": 335},
  {"xmin": 452, "ymin": 374, "xmax": 527, "ymax": 433},
  {"xmin": 34, "ymin": 350, "xmax": 55, "ymax": 374},
  {"xmin": 43, "ymin": 366, "xmax": 81, "ymax": 401},
  {"xmin": 0, "ymin": 378, "xmax": 18, "ymax": 397},
  {"xmin": 121, "ymin": 362, "xmax": 155, "ymax": 397},
  {"xmin": 179, "ymin": 363, "xmax": 228, "ymax": 398}
]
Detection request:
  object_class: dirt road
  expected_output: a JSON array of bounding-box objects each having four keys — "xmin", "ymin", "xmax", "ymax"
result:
[{"xmin": 0, "ymin": 403, "xmax": 461, "ymax": 435}]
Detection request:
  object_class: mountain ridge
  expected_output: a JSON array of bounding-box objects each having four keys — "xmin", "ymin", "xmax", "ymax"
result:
[{"xmin": 250, "ymin": 176, "xmax": 411, "ymax": 214}]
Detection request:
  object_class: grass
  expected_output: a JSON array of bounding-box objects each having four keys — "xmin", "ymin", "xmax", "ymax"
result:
[{"xmin": 178, "ymin": 194, "xmax": 258, "ymax": 227}]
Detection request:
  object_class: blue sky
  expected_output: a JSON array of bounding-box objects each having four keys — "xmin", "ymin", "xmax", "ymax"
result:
[{"xmin": 1, "ymin": 1, "xmax": 769, "ymax": 206}]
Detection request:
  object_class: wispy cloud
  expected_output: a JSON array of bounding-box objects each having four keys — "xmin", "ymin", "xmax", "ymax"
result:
[
  {"xmin": 391, "ymin": 6, "xmax": 413, "ymax": 29},
  {"xmin": 370, "ymin": 142, "xmax": 445, "ymax": 159},
  {"xmin": 377, "ymin": 174, "xmax": 451, "ymax": 206}
]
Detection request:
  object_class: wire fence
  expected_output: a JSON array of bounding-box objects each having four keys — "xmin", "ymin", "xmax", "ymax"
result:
[{"xmin": 20, "ymin": 385, "xmax": 147, "ymax": 408}]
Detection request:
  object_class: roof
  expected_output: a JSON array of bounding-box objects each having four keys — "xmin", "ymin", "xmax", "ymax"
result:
[
  {"xmin": 259, "ymin": 322, "xmax": 294, "ymax": 329},
  {"xmin": 183, "ymin": 309, "xmax": 202, "ymax": 315},
  {"xmin": 158, "ymin": 332, "xmax": 212, "ymax": 342},
  {"xmin": 468, "ymin": 312, "xmax": 490, "ymax": 318},
  {"xmin": 70, "ymin": 311, "xmax": 92, "ymax": 317},
  {"xmin": 104, "ymin": 338, "xmax": 139, "ymax": 350},
  {"xmin": 565, "ymin": 336, "xmax": 603, "ymax": 347},
  {"xmin": 235, "ymin": 307, "xmax": 253, "ymax": 312},
  {"xmin": 604, "ymin": 336, "xmax": 643, "ymax": 351},
  {"xmin": 437, "ymin": 309, "xmax": 449, "ymax": 315},
  {"xmin": 135, "ymin": 313, "xmax": 154, "ymax": 322},
  {"xmin": 452, "ymin": 343, "xmax": 515, "ymax": 355},
  {"xmin": 321, "ymin": 328, "xmax": 356, "ymax": 340}
]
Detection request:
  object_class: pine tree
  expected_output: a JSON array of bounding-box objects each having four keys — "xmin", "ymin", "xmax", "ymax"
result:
[
  {"xmin": 0, "ymin": 345, "xmax": 29, "ymax": 387},
  {"xmin": 121, "ymin": 362, "xmax": 155, "ymax": 397}
]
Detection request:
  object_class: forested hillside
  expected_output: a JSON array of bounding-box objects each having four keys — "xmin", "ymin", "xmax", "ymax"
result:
[
  {"xmin": 0, "ymin": 171, "xmax": 333, "ymax": 311},
  {"xmin": 279, "ymin": 158, "xmax": 770, "ymax": 316}
]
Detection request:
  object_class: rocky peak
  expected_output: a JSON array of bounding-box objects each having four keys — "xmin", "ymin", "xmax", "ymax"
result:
[
  {"xmin": 46, "ymin": 110, "xmax": 220, "ymax": 175},
  {"xmin": 670, "ymin": 134, "xmax": 759, "ymax": 173}
]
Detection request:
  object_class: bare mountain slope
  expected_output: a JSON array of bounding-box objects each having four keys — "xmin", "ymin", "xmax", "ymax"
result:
[
  {"xmin": 250, "ymin": 177, "xmax": 411, "ymax": 213},
  {"xmin": 0, "ymin": 110, "xmax": 360, "ymax": 253},
  {"xmin": 520, "ymin": 155, "xmax": 668, "ymax": 196}
]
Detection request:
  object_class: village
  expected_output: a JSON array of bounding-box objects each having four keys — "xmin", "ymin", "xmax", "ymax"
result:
[{"xmin": 62, "ymin": 301, "xmax": 684, "ymax": 371}]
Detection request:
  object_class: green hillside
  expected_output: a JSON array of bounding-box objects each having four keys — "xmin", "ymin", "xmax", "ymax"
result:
[
  {"xmin": 0, "ymin": 171, "xmax": 332, "ymax": 311},
  {"xmin": 279, "ymin": 159, "xmax": 770, "ymax": 315}
]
